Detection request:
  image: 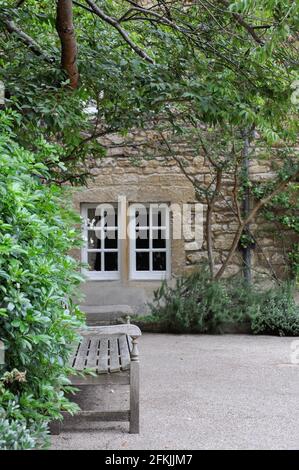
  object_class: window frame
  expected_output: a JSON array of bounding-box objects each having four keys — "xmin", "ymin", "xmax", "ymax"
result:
[
  {"xmin": 129, "ymin": 203, "xmax": 171, "ymax": 281},
  {"xmin": 81, "ymin": 203, "xmax": 120, "ymax": 281}
]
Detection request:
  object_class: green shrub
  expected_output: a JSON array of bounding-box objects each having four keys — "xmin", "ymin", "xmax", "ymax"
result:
[
  {"xmin": 0, "ymin": 403, "xmax": 49, "ymax": 450},
  {"xmin": 0, "ymin": 112, "xmax": 84, "ymax": 447},
  {"xmin": 140, "ymin": 265, "xmax": 299, "ymax": 336},
  {"xmin": 142, "ymin": 266, "xmax": 253, "ymax": 333},
  {"xmin": 250, "ymin": 283, "xmax": 299, "ymax": 336}
]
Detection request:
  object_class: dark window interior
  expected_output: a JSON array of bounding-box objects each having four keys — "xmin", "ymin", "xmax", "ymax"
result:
[
  {"xmin": 136, "ymin": 252, "xmax": 150, "ymax": 271},
  {"xmin": 104, "ymin": 230, "xmax": 118, "ymax": 249},
  {"xmin": 104, "ymin": 252, "xmax": 118, "ymax": 271},
  {"xmin": 152, "ymin": 229, "xmax": 166, "ymax": 249},
  {"xmin": 136, "ymin": 229, "xmax": 149, "ymax": 249},
  {"xmin": 88, "ymin": 252, "xmax": 101, "ymax": 271},
  {"xmin": 153, "ymin": 252, "xmax": 166, "ymax": 271}
]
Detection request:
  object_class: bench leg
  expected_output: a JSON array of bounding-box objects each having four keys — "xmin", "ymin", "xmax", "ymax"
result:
[
  {"xmin": 49, "ymin": 420, "xmax": 62, "ymax": 435},
  {"xmin": 129, "ymin": 360, "xmax": 140, "ymax": 434}
]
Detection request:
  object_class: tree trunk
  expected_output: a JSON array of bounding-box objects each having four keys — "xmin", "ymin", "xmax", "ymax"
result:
[{"xmin": 56, "ymin": 0, "xmax": 79, "ymax": 89}]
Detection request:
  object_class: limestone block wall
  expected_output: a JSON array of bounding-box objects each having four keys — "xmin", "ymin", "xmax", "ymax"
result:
[
  {"xmin": 73, "ymin": 128, "xmax": 297, "ymax": 311},
  {"xmin": 103, "ymin": 130, "xmax": 295, "ymax": 276}
]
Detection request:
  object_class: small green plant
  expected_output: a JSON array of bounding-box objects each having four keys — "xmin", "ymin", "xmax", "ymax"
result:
[
  {"xmin": 140, "ymin": 265, "xmax": 299, "ymax": 336},
  {"xmin": 0, "ymin": 405, "xmax": 49, "ymax": 450},
  {"xmin": 0, "ymin": 378, "xmax": 50, "ymax": 449},
  {"xmin": 250, "ymin": 283, "xmax": 299, "ymax": 336},
  {"xmin": 141, "ymin": 266, "xmax": 253, "ymax": 333}
]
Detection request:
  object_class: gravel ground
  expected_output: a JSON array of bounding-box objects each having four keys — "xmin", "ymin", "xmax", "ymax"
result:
[{"xmin": 51, "ymin": 333, "xmax": 299, "ymax": 450}]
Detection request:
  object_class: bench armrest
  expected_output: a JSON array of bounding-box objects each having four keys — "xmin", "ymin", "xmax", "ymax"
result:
[{"xmin": 77, "ymin": 324, "xmax": 142, "ymax": 338}]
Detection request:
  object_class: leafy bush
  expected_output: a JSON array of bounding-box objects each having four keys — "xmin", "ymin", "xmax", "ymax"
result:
[
  {"xmin": 250, "ymin": 283, "xmax": 299, "ymax": 336},
  {"xmin": 141, "ymin": 265, "xmax": 299, "ymax": 336},
  {"xmin": 0, "ymin": 112, "xmax": 84, "ymax": 447},
  {"xmin": 0, "ymin": 404, "xmax": 49, "ymax": 450},
  {"xmin": 142, "ymin": 266, "xmax": 254, "ymax": 333}
]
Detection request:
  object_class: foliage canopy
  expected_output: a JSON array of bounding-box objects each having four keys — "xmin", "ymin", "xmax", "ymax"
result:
[{"xmin": 0, "ymin": 1, "xmax": 298, "ymax": 182}]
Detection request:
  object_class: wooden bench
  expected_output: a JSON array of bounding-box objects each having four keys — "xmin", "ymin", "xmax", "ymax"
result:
[{"xmin": 51, "ymin": 323, "xmax": 142, "ymax": 434}]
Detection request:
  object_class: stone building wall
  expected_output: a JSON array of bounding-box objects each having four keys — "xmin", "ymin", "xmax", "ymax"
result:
[{"xmin": 73, "ymin": 128, "xmax": 297, "ymax": 312}]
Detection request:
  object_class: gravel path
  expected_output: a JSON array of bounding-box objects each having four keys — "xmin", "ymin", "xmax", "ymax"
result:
[{"xmin": 51, "ymin": 333, "xmax": 299, "ymax": 450}]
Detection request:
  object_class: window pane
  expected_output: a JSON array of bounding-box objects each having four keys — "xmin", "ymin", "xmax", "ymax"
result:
[
  {"xmin": 152, "ymin": 206, "xmax": 166, "ymax": 227},
  {"xmin": 104, "ymin": 230, "xmax": 118, "ymax": 249},
  {"xmin": 136, "ymin": 252, "xmax": 150, "ymax": 271},
  {"xmin": 104, "ymin": 252, "xmax": 118, "ymax": 271},
  {"xmin": 87, "ymin": 208, "xmax": 96, "ymax": 220},
  {"xmin": 103, "ymin": 207, "xmax": 117, "ymax": 227},
  {"xmin": 88, "ymin": 252, "xmax": 101, "ymax": 271},
  {"xmin": 153, "ymin": 252, "xmax": 166, "ymax": 271},
  {"xmin": 88, "ymin": 230, "xmax": 101, "ymax": 249},
  {"xmin": 113, "ymin": 211, "xmax": 118, "ymax": 227},
  {"xmin": 136, "ymin": 229, "xmax": 149, "ymax": 249},
  {"xmin": 87, "ymin": 206, "xmax": 117, "ymax": 229},
  {"xmin": 135, "ymin": 208, "xmax": 149, "ymax": 227},
  {"xmin": 87, "ymin": 208, "xmax": 101, "ymax": 228},
  {"xmin": 152, "ymin": 229, "xmax": 166, "ymax": 249}
]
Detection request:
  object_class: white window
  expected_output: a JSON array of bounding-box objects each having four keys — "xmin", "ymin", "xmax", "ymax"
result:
[
  {"xmin": 81, "ymin": 202, "xmax": 170, "ymax": 281},
  {"xmin": 81, "ymin": 203, "xmax": 119, "ymax": 280},
  {"xmin": 129, "ymin": 204, "xmax": 170, "ymax": 280}
]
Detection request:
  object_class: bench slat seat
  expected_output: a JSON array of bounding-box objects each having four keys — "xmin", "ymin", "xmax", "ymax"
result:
[{"xmin": 71, "ymin": 334, "xmax": 131, "ymax": 374}]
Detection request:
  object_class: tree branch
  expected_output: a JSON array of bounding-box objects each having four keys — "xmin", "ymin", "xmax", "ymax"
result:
[
  {"xmin": 1, "ymin": 17, "xmax": 54, "ymax": 63},
  {"xmin": 73, "ymin": 0, "xmax": 94, "ymax": 14},
  {"xmin": 63, "ymin": 126, "xmax": 119, "ymax": 163},
  {"xmin": 218, "ymin": 0, "xmax": 264, "ymax": 45},
  {"xmin": 117, "ymin": 3, "xmax": 189, "ymax": 33},
  {"xmin": 84, "ymin": 0, "xmax": 154, "ymax": 64}
]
